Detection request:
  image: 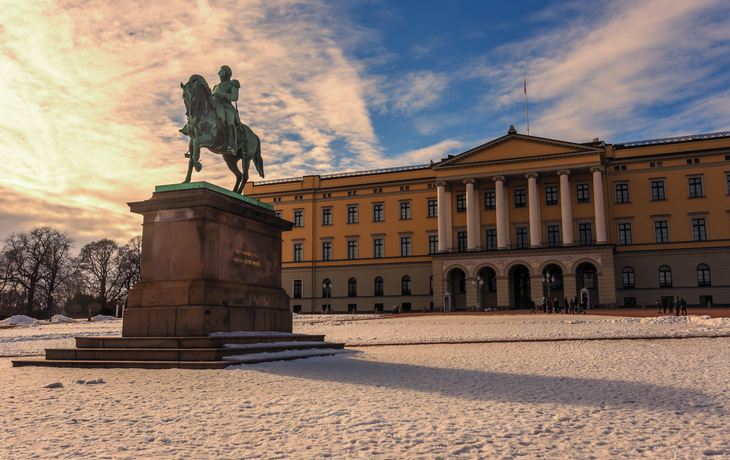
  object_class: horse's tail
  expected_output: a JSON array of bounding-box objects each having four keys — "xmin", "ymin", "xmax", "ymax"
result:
[{"xmin": 253, "ymin": 139, "xmax": 264, "ymax": 178}]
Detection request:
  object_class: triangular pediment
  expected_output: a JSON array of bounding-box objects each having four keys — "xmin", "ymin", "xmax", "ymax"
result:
[{"xmin": 434, "ymin": 133, "xmax": 603, "ymax": 169}]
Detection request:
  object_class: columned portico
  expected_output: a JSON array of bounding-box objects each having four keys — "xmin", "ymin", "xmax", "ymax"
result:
[
  {"xmin": 557, "ymin": 170, "xmax": 574, "ymax": 246},
  {"xmin": 525, "ymin": 172, "xmax": 541, "ymax": 247},
  {"xmin": 493, "ymin": 176, "xmax": 509, "ymax": 249},
  {"xmin": 464, "ymin": 179, "xmax": 477, "ymax": 251},
  {"xmin": 590, "ymin": 166, "xmax": 607, "ymax": 244}
]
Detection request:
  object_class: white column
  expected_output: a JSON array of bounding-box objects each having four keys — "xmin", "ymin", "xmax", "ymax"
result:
[
  {"xmin": 445, "ymin": 188, "xmax": 453, "ymax": 249},
  {"xmin": 591, "ymin": 166, "xmax": 607, "ymax": 244},
  {"xmin": 464, "ymin": 179, "xmax": 476, "ymax": 251},
  {"xmin": 437, "ymin": 181, "xmax": 448, "ymax": 252},
  {"xmin": 526, "ymin": 172, "xmax": 541, "ymax": 247},
  {"xmin": 493, "ymin": 176, "xmax": 508, "ymax": 249},
  {"xmin": 557, "ymin": 170, "xmax": 574, "ymax": 246}
]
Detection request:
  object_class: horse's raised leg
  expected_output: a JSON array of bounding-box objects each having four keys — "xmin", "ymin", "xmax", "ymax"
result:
[
  {"xmin": 223, "ymin": 153, "xmax": 243, "ymax": 194},
  {"xmin": 183, "ymin": 140, "xmax": 195, "ymax": 183},
  {"xmin": 192, "ymin": 139, "xmax": 202, "ymax": 172}
]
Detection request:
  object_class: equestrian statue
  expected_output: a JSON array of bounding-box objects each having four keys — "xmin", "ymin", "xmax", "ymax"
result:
[{"xmin": 180, "ymin": 65, "xmax": 264, "ymax": 194}]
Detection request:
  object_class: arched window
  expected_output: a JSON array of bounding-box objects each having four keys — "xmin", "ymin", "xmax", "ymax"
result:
[
  {"xmin": 430, "ymin": 275, "xmax": 433, "ymax": 295},
  {"xmin": 582, "ymin": 267, "xmax": 596, "ymax": 289},
  {"xmin": 659, "ymin": 265, "xmax": 672, "ymax": 287},
  {"xmin": 374, "ymin": 276, "xmax": 384, "ymax": 296},
  {"xmin": 348, "ymin": 278, "xmax": 357, "ymax": 297},
  {"xmin": 322, "ymin": 278, "xmax": 332, "ymax": 298},
  {"xmin": 622, "ymin": 267, "xmax": 635, "ymax": 289},
  {"xmin": 697, "ymin": 264, "xmax": 711, "ymax": 286},
  {"xmin": 402, "ymin": 275, "xmax": 411, "ymax": 295}
]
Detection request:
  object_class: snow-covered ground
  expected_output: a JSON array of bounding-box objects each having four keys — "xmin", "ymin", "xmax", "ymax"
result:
[{"xmin": 1, "ymin": 314, "xmax": 729, "ymax": 459}]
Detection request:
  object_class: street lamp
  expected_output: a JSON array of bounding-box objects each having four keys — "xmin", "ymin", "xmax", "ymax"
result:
[
  {"xmin": 472, "ymin": 275, "xmax": 485, "ymax": 310},
  {"xmin": 322, "ymin": 281, "xmax": 332, "ymax": 314},
  {"xmin": 542, "ymin": 271, "xmax": 556, "ymax": 300}
]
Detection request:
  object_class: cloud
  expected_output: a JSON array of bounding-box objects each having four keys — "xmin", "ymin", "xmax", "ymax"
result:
[
  {"xmin": 391, "ymin": 71, "xmax": 450, "ymax": 114},
  {"xmin": 468, "ymin": 0, "xmax": 730, "ymax": 141},
  {"xmin": 0, "ymin": 0, "xmax": 389, "ymax": 242}
]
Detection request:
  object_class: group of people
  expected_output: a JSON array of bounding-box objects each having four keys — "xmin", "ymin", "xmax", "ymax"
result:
[
  {"xmin": 530, "ymin": 297, "xmax": 587, "ymax": 315},
  {"xmin": 656, "ymin": 297, "xmax": 688, "ymax": 316}
]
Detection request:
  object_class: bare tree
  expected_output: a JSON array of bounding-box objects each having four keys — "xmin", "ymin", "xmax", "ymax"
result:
[
  {"xmin": 1, "ymin": 227, "xmax": 74, "ymax": 316},
  {"xmin": 80, "ymin": 239, "xmax": 124, "ymax": 309},
  {"xmin": 117, "ymin": 235, "xmax": 142, "ymax": 298}
]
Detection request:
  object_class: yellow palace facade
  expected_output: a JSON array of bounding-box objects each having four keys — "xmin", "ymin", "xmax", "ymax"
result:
[{"xmin": 244, "ymin": 127, "xmax": 730, "ymax": 312}]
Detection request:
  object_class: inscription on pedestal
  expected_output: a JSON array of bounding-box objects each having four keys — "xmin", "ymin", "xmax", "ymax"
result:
[{"xmin": 234, "ymin": 249, "xmax": 261, "ymax": 267}]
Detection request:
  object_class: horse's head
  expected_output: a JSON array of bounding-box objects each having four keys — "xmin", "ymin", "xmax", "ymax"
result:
[{"xmin": 181, "ymin": 75, "xmax": 211, "ymax": 118}]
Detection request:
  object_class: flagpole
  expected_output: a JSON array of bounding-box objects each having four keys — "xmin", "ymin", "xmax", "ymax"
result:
[{"xmin": 524, "ymin": 74, "xmax": 530, "ymax": 136}]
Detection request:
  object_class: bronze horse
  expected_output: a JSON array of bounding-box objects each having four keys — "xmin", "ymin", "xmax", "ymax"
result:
[{"xmin": 180, "ymin": 75, "xmax": 264, "ymax": 194}]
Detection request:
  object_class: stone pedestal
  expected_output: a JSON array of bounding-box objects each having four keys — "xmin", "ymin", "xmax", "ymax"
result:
[{"xmin": 123, "ymin": 182, "xmax": 293, "ymax": 337}]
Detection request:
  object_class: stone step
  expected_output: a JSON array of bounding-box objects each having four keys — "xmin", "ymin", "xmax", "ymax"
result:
[
  {"xmin": 45, "ymin": 342, "xmax": 344, "ymax": 362},
  {"xmin": 75, "ymin": 334, "xmax": 326, "ymax": 349},
  {"xmin": 12, "ymin": 348, "xmax": 348, "ymax": 369}
]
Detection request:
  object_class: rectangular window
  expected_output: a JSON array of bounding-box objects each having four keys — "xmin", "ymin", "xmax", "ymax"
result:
[
  {"xmin": 651, "ymin": 180, "xmax": 666, "ymax": 201},
  {"xmin": 373, "ymin": 204, "xmax": 384, "ymax": 222},
  {"xmin": 400, "ymin": 237, "xmax": 411, "ymax": 257},
  {"xmin": 654, "ymin": 221, "xmax": 669, "ymax": 243},
  {"xmin": 486, "ymin": 229, "xmax": 497, "ymax": 250},
  {"xmin": 576, "ymin": 184, "xmax": 590, "ymax": 203},
  {"xmin": 457, "ymin": 231, "xmax": 467, "ymax": 252},
  {"xmin": 293, "ymin": 243, "xmax": 303, "ymax": 262},
  {"xmin": 456, "ymin": 194, "xmax": 466, "ymax": 212},
  {"xmin": 688, "ymin": 177, "xmax": 704, "ymax": 198},
  {"xmin": 692, "ymin": 218, "xmax": 707, "ymax": 241},
  {"xmin": 514, "ymin": 189, "xmax": 526, "ymax": 208},
  {"xmin": 515, "ymin": 227, "xmax": 528, "ymax": 248},
  {"xmin": 347, "ymin": 240, "xmax": 358, "ymax": 259},
  {"xmin": 618, "ymin": 223, "xmax": 632, "ymax": 245},
  {"xmin": 293, "ymin": 280, "xmax": 302, "ymax": 298},
  {"xmin": 322, "ymin": 208, "xmax": 332, "ymax": 225},
  {"xmin": 373, "ymin": 239, "xmax": 383, "ymax": 258},
  {"xmin": 347, "ymin": 206, "xmax": 358, "ymax": 224},
  {"xmin": 579, "ymin": 223, "xmax": 593, "ymax": 245},
  {"xmin": 428, "ymin": 200, "xmax": 438, "ymax": 218},
  {"xmin": 275, "ymin": 211, "xmax": 282, "ymax": 219},
  {"xmin": 400, "ymin": 202, "xmax": 411, "ymax": 220},
  {"xmin": 615, "ymin": 183, "xmax": 630, "ymax": 203},
  {"xmin": 699, "ymin": 295, "xmax": 713, "ymax": 305},
  {"xmin": 545, "ymin": 186, "xmax": 558, "ymax": 206},
  {"xmin": 293, "ymin": 210, "xmax": 304, "ymax": 227},
  {"xmin": 484, "ymin": 191, "xmax": 496, "ymax": 210},
  {"xmin": 322, "ymin": 242, "xmax": 332, "ymax": 261},
  {"xmin": 428, "ymin": 235, "xmax": 438, "ymax": 254},
  {"xmin": 547, "ymin": 225, "xmax": 560, "ymax": 247}
]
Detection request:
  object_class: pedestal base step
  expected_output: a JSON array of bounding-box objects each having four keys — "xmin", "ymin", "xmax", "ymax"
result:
[{"xmin": 11, "ymin": 334, "xmax": 348, "ymax": 369}]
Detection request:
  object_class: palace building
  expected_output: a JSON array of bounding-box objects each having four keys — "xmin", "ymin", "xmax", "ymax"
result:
[{"xmin": 243, "ymin": 127, "xmax": 730, "ymax": 312}]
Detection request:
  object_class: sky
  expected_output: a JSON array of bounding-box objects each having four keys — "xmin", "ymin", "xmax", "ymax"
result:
[{"xmin": 2, "ymin": 0, "xmax": 730, "ymax": 248}]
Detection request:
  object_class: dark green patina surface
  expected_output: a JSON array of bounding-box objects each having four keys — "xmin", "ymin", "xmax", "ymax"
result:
[{"xmin": 155, "ymin": 182, "xmax": 273, "ymax": 211}]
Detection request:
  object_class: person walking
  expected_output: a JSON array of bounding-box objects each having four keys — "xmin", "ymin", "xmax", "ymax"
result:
[
  {"xmin": 669, "ymin": 298, "xmax": 675, "ymax": 315},
  {"xmin": 680, "ymin": 297, "xmax": 688, "ymax": 316},
  {"xmin": 564, "ymin": 297, "xmax": 569, "ymax": 314},
  {"xmin": 529, "ymin": 298, "xmax": 536, "ymax": 314},
  {"xmin": 542, "ymin": 297, "xmax": 547, "ymax": 313},
  {"xmin": 656, "ymin": 300, "xmax": 662, "ymax": 314},
  {"xmin": 554, "ymin": 297, "xmax": 560, "ymax": 314}
]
